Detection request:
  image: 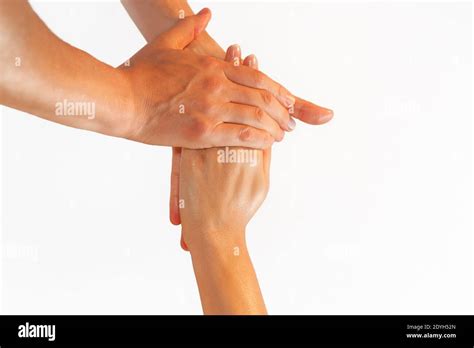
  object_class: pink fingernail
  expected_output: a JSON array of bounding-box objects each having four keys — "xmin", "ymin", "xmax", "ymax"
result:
[
  {"xmin": 248, "ymin": 54, "xmax": 258, "ymax": 69},
  {"xmin": 319, "ymin": 112, "xmax": 334, "ymax": 124},
  {"xmin": 230, "ymin": 44, "xmax": 241, "ymax": 57},
  {"xmin": 229, "ymin": 44, "xmax": 241, "ymax": 66},
  {"xmin": 288, "ymin": 117, "xmax": 296, "ymax": 131}
]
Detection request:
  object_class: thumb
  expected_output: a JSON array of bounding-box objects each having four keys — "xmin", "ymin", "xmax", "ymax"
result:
[{"xmin": 155, "ymin": 8, "xmax": 211, "ymax": 50}]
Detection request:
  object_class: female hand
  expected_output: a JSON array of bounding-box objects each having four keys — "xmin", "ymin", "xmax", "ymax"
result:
[{"xmin": 178, "ymin": 145, "xmax": 270, "ymax": 251}]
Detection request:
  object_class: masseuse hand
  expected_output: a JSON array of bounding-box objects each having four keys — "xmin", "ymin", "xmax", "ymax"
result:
[{"xmin": 119, "ymin": 9, "xmax": 302, "ymax": 149}]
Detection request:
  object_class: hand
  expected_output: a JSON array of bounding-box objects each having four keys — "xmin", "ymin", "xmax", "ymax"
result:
[
  {"xmin": 118, "ymin": 9, "xmax": 305, "ymax": 150},
  {"xmin": 178, "ymin": 145, "xmax": 270, "ymax": 253},
  {"xmin": 186, "ymin": 28, "xmax": 334, "ymax": 126}
]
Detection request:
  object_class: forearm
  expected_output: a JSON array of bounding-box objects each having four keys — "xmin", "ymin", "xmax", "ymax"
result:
[
  {"xmin": 121, "ymin": 0, "xmax": 224, "ymax": 58},
  {"xmin": 0, "ymin": 1, "xmax": 132, "ymax": 137},
  {"xmin": 188, "ymin": 230, "xmax": 267, "ymax": 315}
]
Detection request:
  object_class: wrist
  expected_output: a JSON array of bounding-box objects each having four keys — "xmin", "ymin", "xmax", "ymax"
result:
[
  {"xmin": 100, "ymin": 67, "xmax": 138, "ymax": 140},
  {"xmin": 184, "ymin": 226, "xmax": 246, "ymax": 256},
  {"xmin": 188, "ymin": 233, "xmax": 250, "ymax": 274}
]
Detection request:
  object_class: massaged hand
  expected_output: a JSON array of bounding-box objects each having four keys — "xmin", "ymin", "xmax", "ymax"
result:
[
  {"xmin": 118, "ymin": 9, "xmax": 303, "ymax": 149},
  {"xmin": 178, "ymin": 145, "xmax": 270, "ymax": 250}
]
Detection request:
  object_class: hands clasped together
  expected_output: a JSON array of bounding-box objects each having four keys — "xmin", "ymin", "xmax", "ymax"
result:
[{"xmin": 0, "ymin": 2, "xmax": 333, "ymax": 315}]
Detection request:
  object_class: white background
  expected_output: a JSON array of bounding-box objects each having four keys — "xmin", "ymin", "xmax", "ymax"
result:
[{"xmin": 0, "ymin": 1, "xmax": 472, "ymax": 314}]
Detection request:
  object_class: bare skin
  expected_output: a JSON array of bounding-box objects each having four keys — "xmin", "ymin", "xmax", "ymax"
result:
[
  {"xmin": 120, "ymin": 0, "xmax": 334, "ymax": 225},
  {"xmin": 121, "ymin": 0, "xmax": 334, "ymax": 125},
  {"xmin": 172, "ymin": 45, "xmax": 267, "ymax": 315},
  {"xmin": 0, "ymin": 1, "xmax": 301, "ymax": 149},
  {"xmin": 179, "ymin": 137, "xmax": 270, "ymax": 315}
]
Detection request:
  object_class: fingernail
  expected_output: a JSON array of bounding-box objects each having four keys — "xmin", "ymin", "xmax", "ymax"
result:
[
  {"xmin": 288, "ymin": 117, "xmax": 296, "ymax": 131},
  {"xmin": 284, "ymin": 95, "xmax": 296, "ymax": 108},
  {"xmin": 230, "ymin": 44, "xmax": 241, "ymax": 57},
  {"xmin": 195, "ymin": 8, "xmax": 211, "ymax": 35},
  {"xmin": 248, "ymin": 54, "xmax": 258, "ymax": 69},
  {"xmin": 229, "ymin": 44, "xmax": 241, "ymax": 66},
  {"xmin": 319, "ymin": 108, "xmax": 334, "ymax": 124},
  {"xmin": 197, "ymin": 8, "xmax": 209, "ymax": 16},
  {"xmin": 319, "ymin": 112, "xmax": 334, "ymax": 124}
]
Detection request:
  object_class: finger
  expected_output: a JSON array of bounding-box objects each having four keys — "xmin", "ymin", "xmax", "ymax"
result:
[
  {"xmin": 154, "ymin": 8, "xmax": 211, "ymax": 50},
  {"xmin": 229, "ymin": 84, "xmax": 294, "ymax": 131},
  {"xmin": 210, "ymin": 123, "xmax": 274, "ymax": 149},
  {"xmin": 292, "ymin": 96, "xmax": 334, "ymax": 125},
  {"xmin": 220, "ymin": 103, "xmax": 284, "ymax": 141},
  {"xmin": 225, "ymin": 44, "xmax": 242, "ymax": 67},
  {"xmin": 180, "ymin": 234, "xmax": 189, "ymax": 251},
  {"xmin": 224, "ymin": 64, "xmax": 295, "ymax": 110},
  {"xmin": 169, "ymin": 147, "xmax": 182, "ymax": 225},
  {"xmin": 243, "ymin": 54, "xmax": 258, "ymax": 70}
]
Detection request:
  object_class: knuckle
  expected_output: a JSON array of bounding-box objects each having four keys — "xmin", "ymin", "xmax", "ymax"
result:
[
  {"xmin": 254, "ymin": 107, "xmax": 264, "ymax": 123},
  {"xmin": 260, "ymin": 90, "xmax": 273, "ymax": 105},
  {"xmin": 201, "ymin": 76, "xmax": 222, "ymax": 94},
  {"xmin": 238, "ymin": 127, "xmax": 253, "ymax": 142},
  {"xmin": 188, "ymin": 117, "xmax": 212, "ymax": 142}
]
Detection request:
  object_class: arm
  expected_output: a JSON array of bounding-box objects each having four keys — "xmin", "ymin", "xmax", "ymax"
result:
[
  {"xmin": 0, "ymin": 0, "xmax": 132, "ymax": 138},
  {"xmin": 189, "ymin": 229, "xmax": 266, "ymax": 314},
  {"xmin": 179, "ymin": 146, "xmax": 270, "ymax": 315},
  {"xmin": 121, "ymin": 0, "xmax": 224, "ymax": 58},
  {"xmin": 1, "ymin": 3, "xmax": 292, "ymax": 148}
]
